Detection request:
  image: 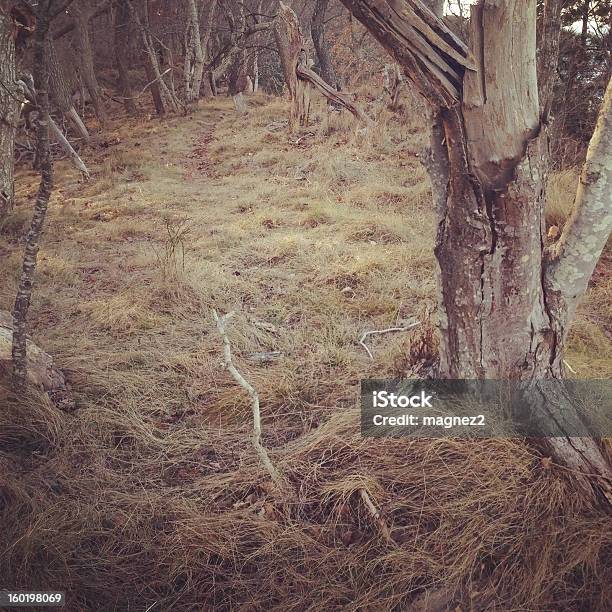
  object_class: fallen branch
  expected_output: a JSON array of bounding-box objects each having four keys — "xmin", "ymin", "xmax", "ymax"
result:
[
  {"xmin": 212, "ymin": 309, "xmax": 286, "ymax": 492},
  {"xmin": 359, "ymin": 321, "xmax": 421, "ymax": 360},
  {"xmin": 296, "ymin": 63, "xmax": 372, "ymax": 124},
  {"xmin": 359, "ymin": 489, "xmax": 396, "ymax": 547},
  {"xmin": 48, "ymin": 118, "xmax": 90, "ymax": 179}
]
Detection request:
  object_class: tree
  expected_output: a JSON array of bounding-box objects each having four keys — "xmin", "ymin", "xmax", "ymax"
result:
[
  {"xmin": 128, "ymin": 0, "xmax": 182, "ymax": 115},
  {"xmin": 47, "ymin": 39, "xmax": 91, "ymax": 140},
  {"xmin": 113, "ymin": 0, "xmax": 138, "ymax": 116},
  {"xmin": 311, "ymin": 0, "xmax": 340, "ymax": 89},
  {"xmin": 339, "ymin": 0, "xmax": 611, "ymax": 505},
  {"xmin": 183, "ymin": 0, "xmax": 204, "ymax": 103},
  {"xmin": 68, "ymin": 0, "xmax": 107, "ymax": 125},
  {"xmin": 0, "ymin": 3, "xmax": 20, "ymax": 220},
  {"xmin": 12, "ymin": 0, "xmax": 56, "ymax": 391},
  {"xmin": 274, "ymin": 2, "xmax": 371, "ymax": 128}
]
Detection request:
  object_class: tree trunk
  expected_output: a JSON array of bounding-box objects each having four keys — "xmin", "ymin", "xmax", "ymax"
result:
[
  {"xmin": 274, "ymin": 2, "xmax": 370, "ymax": 126},
  {"xmin": 0, "ymin": 5, "xmax": 19, "ymax": 219},
  {"xmin": 144, "ymin": 58, "xmax": 165, "ymax": 115},
  {"xmin": 202, "ymin": 72, "xmax": 214, "ymax": 97},
  {"xmin": 253, "ymin": 50, "xmax": 259, "ymax": 93},
  {"xmin": 47, "ymin": 39, "xmax": 90, "ymax": 140},
  {"xmin": 339, "ymin": 0, "xmax": 612, "ymax": 507},
  {"xmin": 71, "ymin": 6, "xmax": 106, "ymax": 125},
  {"xmin": 12, "ymin": 7, "xmax": 53, "ymax": 392},
  {"xmin": 130, "ymin": 0, "xmax": 182, "ymax": 115},
  {"xmin": 184, "ymin": 0, "xmax": 204, "ymax": 103},
  {"xmin": 273, "ymin": 2, "xmax": 311, "ymax": 128},
  {"xmin": 200, "ymin": 0, "xmax": 217, "ymax": 97},
  {"xmin": 311, "ymin": 0, "xmax": 339, "ymax": 89},
  {"xmin": 114, "ymin": 0, "xmax": 137, "ymax": 116},
  {"xmin": 228, "ymin": 49, "xmax": 248, "ymax": 113},
  {"xmin": 48, "ymin": 116, "xmax": 90, "ymax": 177}
]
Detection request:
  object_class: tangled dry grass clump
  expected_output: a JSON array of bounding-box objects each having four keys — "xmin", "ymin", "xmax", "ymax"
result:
[
  {"xmin": 1, "ymin": 386, "xmax": 610, "ymax": 611},
  {"xmin": 0, "ymin": 94, "xmax": 611, "ymax": 610}
]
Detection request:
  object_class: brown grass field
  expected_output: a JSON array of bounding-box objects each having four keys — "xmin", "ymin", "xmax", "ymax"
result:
[{"xmin": 0, "ymin": 93, "xmax": 610, "ymax": 610}]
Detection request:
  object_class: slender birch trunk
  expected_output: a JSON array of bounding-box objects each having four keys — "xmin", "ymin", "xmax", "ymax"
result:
[{"xmin": 12, "ymin": 9, "xmax": 53, "ymax": 392}]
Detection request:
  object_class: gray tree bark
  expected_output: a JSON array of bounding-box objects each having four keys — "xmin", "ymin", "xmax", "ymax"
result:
[{"xmin": 0, "ymin": 5, "xmax": 19, "ymax": 219}]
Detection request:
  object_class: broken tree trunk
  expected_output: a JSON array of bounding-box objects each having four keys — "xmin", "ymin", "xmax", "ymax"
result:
[
  {"xmin": 339, "ymin": 0, "xmax": 612, "ymax": 508},
  {"xmin": 296, "ymin": 62, "xmax": 372, "ymax": 124},
  {"xmin": 273, "ymin": 2, "xmax": 310, "ymax": 128},
  {"xmin": 274, "ymin": 2, "xmax": 370, "ymax": 128}
]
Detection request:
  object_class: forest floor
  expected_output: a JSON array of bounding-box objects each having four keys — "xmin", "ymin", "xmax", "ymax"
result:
[{"xmin": 0, "ymin": 94, "xmax": 610, "ymax": 610}]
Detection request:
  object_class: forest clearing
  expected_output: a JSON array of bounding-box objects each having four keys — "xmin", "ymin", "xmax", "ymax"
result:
[
  {"xmin": 0, "ymin": 91, "xmax": 610, "ymax": 611},
  {"xmin": 0, "ymin": 0, "xmax": 611, "ymax": 610}
]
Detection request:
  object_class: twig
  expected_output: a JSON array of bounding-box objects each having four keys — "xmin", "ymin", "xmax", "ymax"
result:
[
  {"xmin": 114, "ymin": 68, "xmax": 172, "ymax": 101},
  {"xmin": 359, "ymin": 321, "xmax": 421, "ymax": 360},
  {"xmin": 563, "ymin": 359, "xmax": 577, "ymax": 374},
  {"xmin": 212, "ymin": 309, "xmax": 286, "ymax": 491},
  {"xmin": 359, "ymin": 489, "xmax": 396, "ymax": 547}
]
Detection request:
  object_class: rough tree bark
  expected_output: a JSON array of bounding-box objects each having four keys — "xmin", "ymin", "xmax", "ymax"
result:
[
  {"xmin": 311, "ymin": 0, "xmax": 340, "ymax": 89},
  {"xmin": 339, "ymin": 0, "xmax": 611, "ymax": 507},
  {"xmin": 114, "ymin": 0, "xmax": 137, "ymax": 116},
  {"xmin": 12, "ymin": 3, "xmax": 53, "ymax": 392},
  {"xmin": 0, "ymin": 4, "xmax": 19, "ymax": 219}
]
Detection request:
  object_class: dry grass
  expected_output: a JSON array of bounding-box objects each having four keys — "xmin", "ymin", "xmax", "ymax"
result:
[{"xmin": 0, "ymin": 93, "xmax": 610, "ymax": 610}]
